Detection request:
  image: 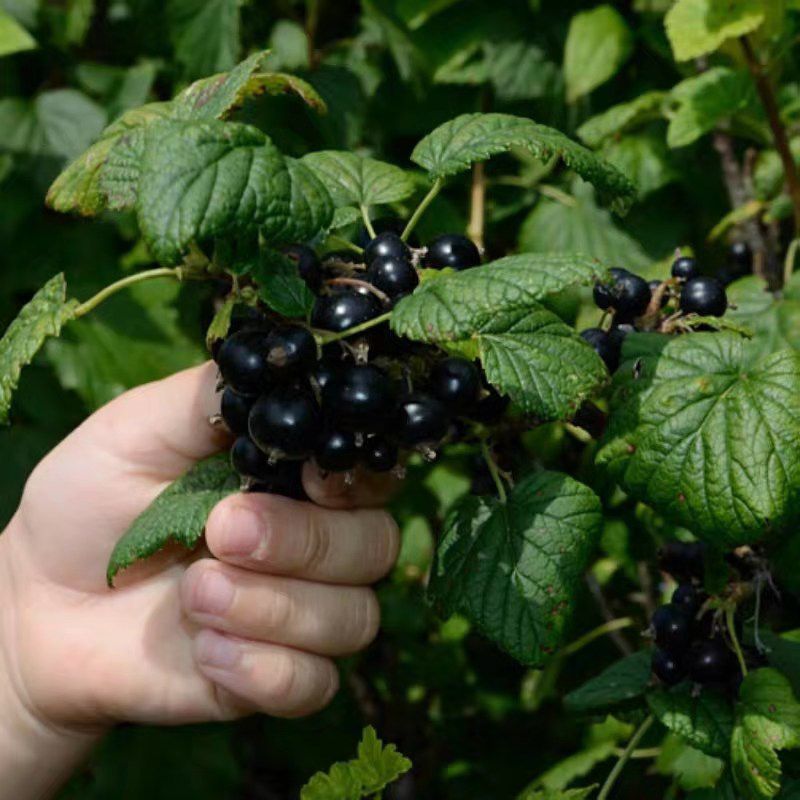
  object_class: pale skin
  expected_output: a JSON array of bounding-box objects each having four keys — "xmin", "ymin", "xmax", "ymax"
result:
[{"xmin": 0, "ymin": 363, "xmax": 400, "ymax": 800}]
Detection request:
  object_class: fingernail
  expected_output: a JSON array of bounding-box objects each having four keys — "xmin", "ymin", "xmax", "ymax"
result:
[
  {"xmin": 192, "ymin": 569, "xmax": 235, "ymax": 616},
  {"xmin": 221, "ymin": 507, "xmax": 262, "ymax": 556},
  {"xmin": 195, "ymin": 630, "xmax": 241, "ymax": 669}
]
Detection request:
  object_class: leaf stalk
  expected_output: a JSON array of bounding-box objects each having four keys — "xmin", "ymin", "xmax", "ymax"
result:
[{"xmin": 73, "ymin": 267, "xmax": 182, "ymax": 318}]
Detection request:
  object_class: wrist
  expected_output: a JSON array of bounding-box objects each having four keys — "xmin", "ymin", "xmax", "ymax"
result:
[{"xmin": 0, "ymin": 527, "xmax": 104, "ymax": 800}]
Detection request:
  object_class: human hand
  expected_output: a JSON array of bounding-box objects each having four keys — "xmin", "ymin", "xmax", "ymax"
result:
[{"xmin": 0, "ymin": 363, "xmax": 399, "ymax": 799}]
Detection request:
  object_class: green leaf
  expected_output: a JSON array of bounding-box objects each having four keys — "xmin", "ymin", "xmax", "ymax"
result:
[
  {"xmin": 391, "ymin": 254, "xmax": 609, "ymax": 420},
  {"xmin": 647, "ymin": 685, "xmax": 735, "ymax": 759},
  {"xmin": 301, "ymin": 151, "xmax": 415, "ymax": 208},
  {"xmin": 254, "ymin": 251, "xmax": 315, "ymax": 319},
  {"xmin": 349, "ymin": 727, "xmax": 413, "ymax": 795},
  {"xmin": 0, "ymin": 8, "xmax": 35, "ymax": 56},
  {"xmin": 731, "ymin": 669, "xmax": 800, "ymax": 799},
  {"xmin": 759, "ymin": 630, "xmax": 800, "ymax": 699},
  {"xmin": 563, "ymin": 5, "xmax": 633, "ymax": 103},
  {"xmin": 577, "ymin": 91, "xmax": 668, "ymax": 148},
  {"xmin": 428, "ymin": 471, "xmax": 602, "ymax": 666},
  {"xmin": 667, "ymin": 68, "xmax": 756, "ymax": 149},
  {"xmin": 250, "ymin": 72, "xmax": 328, "ymax": 114},
  {"xmin": 205, "ymin": 296, "xmax": 235, "ymax": 350},
  {"xmin": 597, "ymin": 333, "xmax": 800, "ymax": 547},
  {"xmin": 564, "ymin": 650, "xmax": 652, "ymax": 714},
  {"xmin": 167, "ymin": 0, "xmax": 240, "ymax": 80},
  {"xmin": 657, "ymin": 735, "xmax": 725, "ymax": 791},
  {"xmin": 665, "ymin": 0, "xmax": 766, "ymax": 62},
  {"xmin": 300, "ymin": 764, "xmax": 362, "ymax": 800},
  {"xmin": 601, "ymin": 133, "xmax": 678, "ymax": 198},
  {"xmin": 519, "ymin": 788, "xmax": 597, "ymax": 800},
  {"xmin": 45, "ymin": 135, "xmax": 117, "ymax": 216},
  {"xmin": 0, "ymin": 274, "xmax": 77, "ymax": 425},
  {"xmin": 136, "ymin": 120, "xmax": 291, "ymax": 264},
  {"xmin": 107, "ymin": 453, "xmax": 240, "ymax": 585},
  {"xmin": 411, "ymin": 113, "xmax": 636, "ymax": 213},
  {"xmin": 482, "ymin": 40, "xmax": 559, "ymax": 102}
]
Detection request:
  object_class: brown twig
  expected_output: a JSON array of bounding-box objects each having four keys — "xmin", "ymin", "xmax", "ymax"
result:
[{"xmin": 325, "ymin": 276, "xmax": 390, "ymax": 305}]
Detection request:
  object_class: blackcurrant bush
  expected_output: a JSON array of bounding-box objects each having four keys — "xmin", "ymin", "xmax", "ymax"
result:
[
  {"xmin": 652, "ymin": 648, "xmax": 687, "ymax": 686},
  {"xmin": 311, "ymin": 289, "xmax": 384, "ymax": 333},
  {"xmin": 220, "ymin": 387, "xmax": 253, "ymax": 436},
  {"xmin": 424, "ymin": 234, "xmax": 481, "ymax": 271},
  {"xmin": 217, "ymin": 330, "xmax": 270, "ymax": 396},
  {"xmin": 688, "ymin": 639, "xmax": 735, "ymax": 684},
  {"xmin": 365, "ymin": 231, "xmax": 411, "ymax": 264},
  {"xmin": 265, "ymin": 327, "xmax": 317, "ymax": 372},
  {"xmin": 651, "ymin": 604, "xmax": 692, "ymax": 654},
  {"xmin": 322, "ymin": 364, "xmax": 396, "ymax": 433},
  {"xmin": 249, "ymin": 387, "xmax": 321, "ymax": 459},
  {"xmin": 671, "ymin": 256, "xmax": 699, "ymax": 281},
  {"xmin": 283, "ymin": 244, "xmax": 321, "ymax": 292},
  {"xmin": 728, "ymin": 241, "xmax": 752, "ymax": 275},
  {"xmin": 230, "ymin": 436, "xmax": 274, "ymax": 481},
  {"xmin": 315, "ymin": 430, "xmax": 359, "ymax": 472},
  {"xmin": 397, "ymin": 393, "xmax": 449, "ymax": 447},
  {"xmin": 366, "ymin": 254, "xmax": 419, "ymax": 299},
  {"xmin": 672, "ymin": 583, "xmax": 702, "ymax": 616},
  {"xmin": 430, "ymin": 357, "xmax": 481, "ymax": 413},
  {"xmin": 680, "ymin": 277, "xmax": 727, "ymax": 317},
  {"xmin": 362, "ymin": 436, "xmax": 398, "ymax": 472},
  {"xmin": 580, "ymin": 328, "xmax": 623, "ymax": 372}
]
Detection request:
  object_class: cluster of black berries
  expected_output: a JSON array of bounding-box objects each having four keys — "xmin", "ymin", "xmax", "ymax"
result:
[
  {"xmin": 212, "ymin": 224, "xmax": 509, "ymax": 493},
  {"xmin": 580, "ymin": 254, "xmax": 730, "ymax": 373},
  {"xmin": 649, "ymin": 542, "xmax": 740, "ymax": 689}
]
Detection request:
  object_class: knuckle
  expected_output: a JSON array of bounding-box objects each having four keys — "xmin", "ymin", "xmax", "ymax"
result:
[
  {"xmin": 258, "ymin": 586, "xmax": 294, "ymax": 633},
  {"xmin": 368, "ymin": 513, "xmax": 401, "ymax": 576},
  {"xmin": 262, "ymin": 649, "xmax": 299, "ymax": 706},
  {"xmin": 181, "ymin": 558, "xmax": 220, "ymax": 611},
  {"xmin": 301, "ymin": 511, "xmax": 331, "ymax": 573},
  {"xmin": 352, "ymin": 589, "xmax": 381, "ymax": 650}
]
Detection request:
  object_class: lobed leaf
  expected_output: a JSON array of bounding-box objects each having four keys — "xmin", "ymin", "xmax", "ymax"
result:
[
  {"xmin": 0, "ymin": 9, "xmax": 36, "ymax": 56},
  {"xmin": 428, "ymin": 471, "xmax": 602, "ymax": 666},
  {"xmin": 577, "ymin": 91, "xmax": 668, "ymax": 148},
  {"xmin": 167, "ymin": 0, "xmax": 240, "ymax": 80},
  {"xmin": 254, "ymin": 251, "xmax": 315, "ymax": 319},
  {"xmin": 564, "ymin": 650, "xmax": 652, "ymax": 714}
]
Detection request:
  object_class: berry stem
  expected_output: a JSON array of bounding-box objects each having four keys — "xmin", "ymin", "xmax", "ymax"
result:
[
  {"xmin": 740, "ymin": 35, "xmax": 800, "ymax": 239},
  {"xmin": 467, "ymin": 160, "xmax": 486, "ymax": 251},
  {"xmin": 314, "ymin": 311, "xmax": 393, "ymax": 344},
  {"xmin": 328, "ymin": 234, "xmax": 364, "ymax": 256},
  {"xmin": 726, "ymin": 606, "xmax": 749, "ymax": 678},
  {"xmin": 481, "ymin": 440, "xmax": 507, "ymax": 504},
  {"xmin": 402, "ymin": 177, "xmax": 444, "ymax": 242},
  {"xmin": 597, "ymin": 715, "xmax": 654, "ymax": 800},
  {"xmin": 784, "ymin": 237, "xmax": 800, "ymax": 286},
  {"xmin": 559, "ymin": 617, "xmax": 635, "ymax": 659},
  {"xmin": 360, "ymin": 205, "xmax": 377, "ymax": 239},
  {"xmin": 73, "ymin": 267, "xmax": 182, "ymax": 318}
]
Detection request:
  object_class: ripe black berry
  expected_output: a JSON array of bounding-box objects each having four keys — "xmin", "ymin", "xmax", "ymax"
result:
[
  {"xmin": 728, "ymin": 241, "xmax": 752, "ymax": 275},
  {"xmin": 424, "ymin": 234, "xmax": 481, "ymax": 271},
  {"xmin": 593, "ymin": 267, "xmax": 628, "ymax": 310},
  {"xmin": 652, "ymin": 648, "xmax": 687, "ymax": 686},
  {"xmin": 230, "ymin": 436, "xmax": 274, "ymax": 481},
  {"xmin": 362, "ymin": 436, "xmax": 398, "ymax": 472},
  {"xmin": 671, "ymin": 256, "xmax": 699, "ymax": 281},
  {"xmin": 580, "ymin": 328, "xmax": 624, "ymax": 372},
  {"xmin": 672, "ymin": 583, "xmax": 702, "ymax": 616},
  {"xmin": 365, "ymin": 231, "xmax": 410, "ymax": 265},
  {"xmin": 430, "ymin": 358, "xmax": 481, "ymax": 413},
  {"xmin": 651, "ymin": 604, "xmax": 691, "ymax": 653},
  {"xmin": 688, "ymin": 639, "xmax": 735, "ymax": 684},
  {"xmin": 315, "ymin": 430, "xmax": 359, "ymax": 472},
  {"xmin": 265, "ymin": 327, "xmax": 317, "ymax": 372},
  {"xmin": 221, "ymin": 387, "xmax": 253, "ymax": 436},
  {"xmin": 248, "ymin": 459, "xmax": 307, "ymax": 500},
  {"xmin": 366, "ymin": 255, "xmax": 419, "ymax": 299},
  {"xmin": 217, "ymin": 330, "xmax": 270, "ymax": 396},
  {"xmin": 283, "ymin": 244, "xmax": 321, "ymax": 292},
  {"xmin": 594, "ymin": 268, "xmax": 651, "ymax": 322},
  {"xmin": 249, "ymin": 387, "xmax": 321, "ymax": 459},
  {"xmin": 680, "ymin": 277, "xmax": 727, "ymax": 317},
  {"xmin": 311, "ymin": 289, "xmax": 384, "ymax": 333},
  {"xmin": 310, "ymin": 358, "xmax": 341, "ymax": 393},
  {"xmin": 322, "ymin": 364, "xmax": 396, "ymax": 433},
  {"xmin": 397, "ymin": 393, "xmax": 449, "ymax": 446}
]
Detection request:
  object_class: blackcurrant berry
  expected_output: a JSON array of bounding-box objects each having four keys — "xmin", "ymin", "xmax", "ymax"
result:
[
  {"xmin": 357, "ymin": 217, "xmax": 418, "ymax": 249},
  {"xmin": 311, "ymin": 289, "xmax": 384, "ymax": 333},
  {"xmin": 221, "ymin": 387, "xmax": 253, "ymax": 436},
  {"xmin": 230, "ymin": 436, "xmax": 274, "ymax": 481},
  {"xmin": 728, "ymin": 241, "xmax": 752, "ymax": 275},
  {"xmin": 265, "ymin": 327, "xmax": 317, "ymax": 372},
  {"xmin": 397, "ymin": 393, "xmax": 449, "ymax": 446},
  {"xmin": 580, "ymin": 328, "xmax": 623, "ymax": 372},
  {"xmin": 366, "ymin": 254, "xmax": 419, "ymax": 299},
  {"xmin": 593, "ymin": 267, "xmax": 629, "ymax": 310},
  {"xmin": 210, "ymin": 306, "xmax": 269, "ymax": 360},
  {"xmin": 652, "ymin": 648, "xmax": 687, "ymax": 686},
  {"xmin": 310, "ymin": 358, "xmax": 341, "ymax": 393},
  {"xmin": 680, "ymin": 277, "xmax": 727, "ymax": 317},
  {"xmin": 365, "ymin": 231, "xmax": 410, "ymax": 265},
  {"xmin": 315, "ymin": 430, "xmax": 359, "ymax": 472},
  {"xmin": 672, "ymin": 583, "xmax": 702, "ymax": 616},
  {"xmin": 424, "ymin": 234, "xmax": 481, "ymax": 271},
  {"xmin": 671, "ymin": 256, "xmax": 699, "ymax": 282},
  {"xmin": 362, "ymin": 436, "xmax": 398, "ymax": 472},
  {"xmin": 651, "ymin": 604, "xmax": 692, "ymax": 654},
  {"xmin": 472, "ymin": 386, "xmax": 510, "ymax": 424},
  {"xmin": 430, "ymin": 358, "xmax": 481, "ymax": 413},
  {"xmin": 688, "ymin": 639, "xmax": 735, "ymax": 684},
  {"xmin": 283, "ymin": 244, "xmax": 322, "ymax": 292},
  {"xmin": 248, "ymin": 459, "xmax": 307, "ymax": 500},
  {"xmin": 249, "ymin": 387, "xmax": 321, "ymax": 459},
  {"xmin": 217, "ymin": 330, "xmax": 271, "ymax": 396},
  {"xmin": 614, "ymin": 272, "xmax": 652, "ymax": 322},
  {"xmin": 322, "ymin": 364, "xmax": 396, "ymax": 433}
]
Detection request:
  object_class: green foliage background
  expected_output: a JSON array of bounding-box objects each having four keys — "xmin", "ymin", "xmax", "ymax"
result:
[{"xmin": 3, "ymin": 0, "xmax": 800, "ymax": 798}]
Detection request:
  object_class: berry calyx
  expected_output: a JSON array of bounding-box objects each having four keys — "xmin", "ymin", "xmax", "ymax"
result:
[
  {"xmin": 652, "ymin": 648, "xmax": 687, "ymax": 686},
  {"xmin": 249, "ymin": 387, "xmax": 321, "ymax": 459},
  {"xmin": 265, "ymin": 327, "xmax": 317, "ymax": 372},
  {"xmin": 424, "ymin": 234, "xmax": 481, "ymax": 271},
  {"xmin": 322, "ymin": 364, "xmax": 396, "ymax": 432},
  {"xmin": 680, "ymin": 277, "xmax": 728, "ymax": 317},
  {"xmin": 315, "ymin": 430, "xmax": 359, "ymax": 472},
  {"xmin": 671, "ymin": 256, "xmax": 699, "ymax": 282},
  {"xmin": 311, "ymin": 289, "xmax": 384, "ymax": 333},
  {"xmin": 283, "ymin": 244, "xmax": 322, "ymax": 291},
  {"xmin": 688, "ymin": 639, "xmax": 735, "ymax": 684},
  {"xmin": 217, "ymin": 330, "xmax": 270, "ymax": 396},
  {"xmin": 651, "ymin": 603, "xmax": 692, "ymax": 654},
  {"xmin": 365, "ymin": 231, "xmax": 410, "ymax": 264},
  {"xmin": 366, "ymin": 254, "xmax": 419, "ymax": 299},
  {"xmin": 430, "ymin": 357, "xmax": 481, "ymax": 413},
  {"xmin": 397, "ymin": 393, "xmax": 449, "ymax": 446},
  {"xmin": 220, "ymin": 387, "xmax": 253, "ymax": 436},
  {"xmin": 362, "ymin": 436, "xmax": 398, "ymax": 472}
]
